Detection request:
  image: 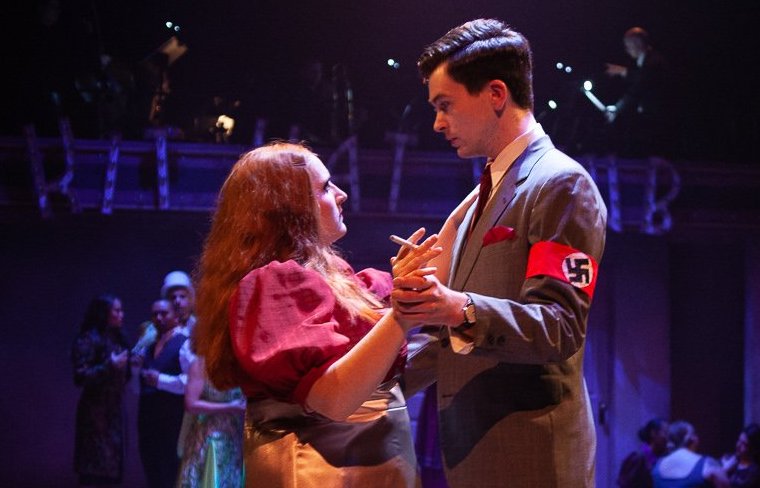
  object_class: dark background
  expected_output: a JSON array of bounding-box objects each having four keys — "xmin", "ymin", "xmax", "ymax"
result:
[{"xmin": 2, "ymin": 0, "xmax": 758, "ymax": 162}]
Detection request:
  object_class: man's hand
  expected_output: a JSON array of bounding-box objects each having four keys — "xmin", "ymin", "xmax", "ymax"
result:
[
  {"xmin": 392, "ymin": 273, "xmax": 468, "ymax": 329},
  {"xmin": 387, "ymin": 228, "xmax": 446, "ymax": 330},
  {"xmin": 605, "ymin": 105, "xmax": 618, "ymax": 123},
  {"xmin": 605, "ymin": 63, "xmax": 627, "ymax": 77}
]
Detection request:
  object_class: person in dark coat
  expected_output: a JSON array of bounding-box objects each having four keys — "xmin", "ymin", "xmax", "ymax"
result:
[
  {"xmin": 71, "ymin": 293, "xmax": 130, "ymax": 487},
  {"xmin": 604, "ymin": 27, "xmax": 673, "ymax": 157}
]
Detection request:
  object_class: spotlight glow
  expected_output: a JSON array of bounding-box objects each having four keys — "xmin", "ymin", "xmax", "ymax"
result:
[
  {"xmin": 165, "ymin": 21, "xmax": 173, "ymax": 28},
  {"xmin": 583, "ymin": 80, "xmax": 593, "ymax": 91},
  {"xmin": 548, "ymin": 100, "xmax": 558, "ymax": 110},
  {"xmin": 564, "ymin": 66, "xmax": 573, "ymax": 73},
  {"xmin": 556, "ymin": 62, "xmax": 564, "ymax": 70}
]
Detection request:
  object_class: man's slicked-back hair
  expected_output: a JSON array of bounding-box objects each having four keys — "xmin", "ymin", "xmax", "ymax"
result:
[{"xmin": 417, "ymin": 18, "xmax": 534, "ymax": 110}]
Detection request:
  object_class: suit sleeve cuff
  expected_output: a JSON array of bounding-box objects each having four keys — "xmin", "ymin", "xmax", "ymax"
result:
[{"xmin": 446, "ymin": 327, "xmax": 475, "ymax": 355}]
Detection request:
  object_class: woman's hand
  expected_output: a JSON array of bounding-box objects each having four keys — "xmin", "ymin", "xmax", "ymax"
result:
[
  {"xmin": 110, "ymin": 350, "xmax": 128, "ymax": 370},
  {"xmin": 390, "ymin": 228, "xmax": 442, "ymax": 280}
]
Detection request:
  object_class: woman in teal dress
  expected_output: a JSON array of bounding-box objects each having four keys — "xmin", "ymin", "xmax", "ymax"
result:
[{"xmin": 177, "ymin": 356, "xmax": 246, "ymax": 488}]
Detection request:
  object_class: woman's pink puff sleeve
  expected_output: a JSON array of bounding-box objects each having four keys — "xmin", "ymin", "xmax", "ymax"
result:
[
  {"xmin": 230, "ymin": 260, "xmax": 349, "ymax": 405},
  {"xmin": 355, "ymin": 267, "xmax": 393, "ymax": 304}
]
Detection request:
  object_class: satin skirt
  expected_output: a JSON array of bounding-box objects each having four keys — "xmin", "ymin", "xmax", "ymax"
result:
[{"xmin": 244, "ymin": 383, "xmax": 416, "ymax": 488}]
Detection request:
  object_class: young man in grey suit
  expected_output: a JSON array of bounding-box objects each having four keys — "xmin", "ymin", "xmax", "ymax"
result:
[{"xmin": 393, "ymin": 18, "xmax": 607, "ymax": 487}]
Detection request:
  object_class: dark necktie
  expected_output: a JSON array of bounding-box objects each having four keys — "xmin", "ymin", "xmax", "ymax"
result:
[{"xmin": 470, "ymin": 161, "xmax": 493, "ymax": 233}]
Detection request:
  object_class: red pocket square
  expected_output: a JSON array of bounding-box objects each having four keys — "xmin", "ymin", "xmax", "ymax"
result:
[{"xmin": 483, "ymin": 226, "xmax": 517, "ymax": 246}]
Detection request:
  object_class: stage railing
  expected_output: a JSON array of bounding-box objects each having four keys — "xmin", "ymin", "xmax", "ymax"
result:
[{"xmin": 2, "ymin": 126, "xmax": 759, "ymax": 234}]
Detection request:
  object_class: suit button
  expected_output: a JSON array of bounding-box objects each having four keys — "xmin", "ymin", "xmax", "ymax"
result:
[
  {"xmin": 487, "ymin": 335, "xmax": 495, "ymax": 345},
  {"xmin": 440, "ymin": 337, "xmax": 451, "ymax": 348},
  {"xmin": 497, "ymin": 336, "xmax": 506, "ymax": 346}
]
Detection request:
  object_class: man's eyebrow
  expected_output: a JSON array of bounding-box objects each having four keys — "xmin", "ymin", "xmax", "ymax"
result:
[{"xmin": 429, "ymin": 94, "xmax": 445, "ymax": 106}]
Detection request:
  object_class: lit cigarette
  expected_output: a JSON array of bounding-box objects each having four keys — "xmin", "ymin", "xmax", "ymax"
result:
[{"xmin": 389, "ymin": 235, "xmax": 418, "ymax": 248}]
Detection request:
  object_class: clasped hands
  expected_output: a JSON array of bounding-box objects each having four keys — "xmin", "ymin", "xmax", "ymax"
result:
[{"xmin": 390, "ymin": 228, "xmax": 468, "ymax": 330}]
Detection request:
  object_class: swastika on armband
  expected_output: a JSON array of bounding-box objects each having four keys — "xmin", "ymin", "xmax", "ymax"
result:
[
  {"xmin": 562, "ymin": 253, "xmax": 593, "ymax": 288},
  {"xmin": 525, "ymin": 241, "xmax": 599, "ymax": 298}
]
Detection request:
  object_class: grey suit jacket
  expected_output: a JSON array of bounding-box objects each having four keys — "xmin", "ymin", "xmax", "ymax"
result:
[{"xmin": 405, "ymin": 134, "xmax": 607, "ymax": 487}]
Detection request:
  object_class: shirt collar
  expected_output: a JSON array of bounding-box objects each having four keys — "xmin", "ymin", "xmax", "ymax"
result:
[{"xmin": 488, "ymin": 122, "xmax": 545, "ymax": 194}]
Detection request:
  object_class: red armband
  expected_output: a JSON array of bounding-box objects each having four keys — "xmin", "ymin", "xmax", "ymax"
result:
[{"xmin": 525, "ymin": 241, "xmax": 598, "ymax": 299}]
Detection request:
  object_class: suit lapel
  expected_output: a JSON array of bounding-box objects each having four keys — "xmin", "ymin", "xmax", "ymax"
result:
[
  {"xmin": 449, "ymin": 201, "xmax": 476, "ymax": 286},
  {"xmin": 450, "ymin": 135, "xmax": 555, "ymax": 290}
]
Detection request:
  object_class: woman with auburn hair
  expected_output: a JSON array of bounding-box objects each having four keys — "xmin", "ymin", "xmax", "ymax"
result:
[{"xmin": 193, "ymin": 141, "xmax": 440, "ymax": 487}]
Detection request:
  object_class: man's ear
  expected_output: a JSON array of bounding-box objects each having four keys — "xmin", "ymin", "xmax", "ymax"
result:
[{"xmin": 487, "ymin": 79, "xmax": 509, "ymax": 111}]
